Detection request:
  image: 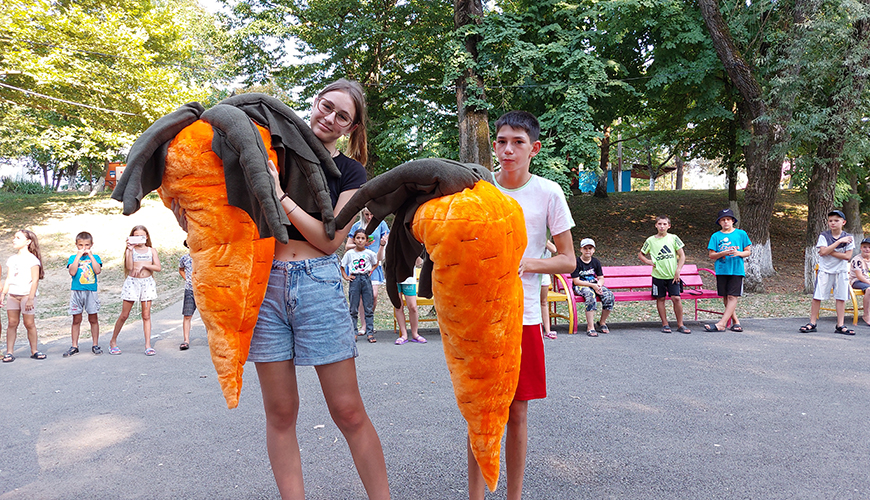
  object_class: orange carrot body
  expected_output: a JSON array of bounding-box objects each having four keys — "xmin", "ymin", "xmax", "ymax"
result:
[
  {"xmin": 411, "ymin": 180, "xmax": 526, "ymax": 491},
  {"xmin": 158, "ymin": 119, "xmax": 275, "ymax": 409}
]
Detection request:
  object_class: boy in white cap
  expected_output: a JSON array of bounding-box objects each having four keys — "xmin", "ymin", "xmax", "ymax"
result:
[
  {"xmin": 570, "ymin": 238, "xmax": 614, "ymax": 336},
  {"xmin": 704, "ymin": 208, "xmax": 752, "ymax": 332},
  {"xmin": 801, "ymin": 209, "xmax": 854, "ymax": 334}
]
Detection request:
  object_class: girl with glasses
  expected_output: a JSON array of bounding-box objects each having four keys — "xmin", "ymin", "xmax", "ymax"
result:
[{"xmin": 255, "ymin": 79, "xmax": 390, "ymax": 499}]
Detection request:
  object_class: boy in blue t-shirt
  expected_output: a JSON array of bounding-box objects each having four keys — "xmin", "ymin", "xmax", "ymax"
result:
[
  {"xmin": 64, "ymin": 232, "xmax": 103, "ymax": 356},
  {"xmin": 704, "ymin": 209, "xmax": 751, "ymax": 332}
]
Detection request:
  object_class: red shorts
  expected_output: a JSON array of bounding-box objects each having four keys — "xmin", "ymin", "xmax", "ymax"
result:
[{"xmin": 515, "ymin": 324, "xmax": 546, "ymax": 401}]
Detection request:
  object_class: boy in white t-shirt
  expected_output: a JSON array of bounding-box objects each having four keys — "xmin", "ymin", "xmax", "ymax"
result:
[
  {"xmin": 341, "ymin": 229, "xmax": 380, "ymax": 342},
  {"xmin": 468, "ymin": 110, "xmax": 576, "ymax": 500},
  {"xmin": 801, "ymin": 209, "xmax": 855, "ymax": 335}
]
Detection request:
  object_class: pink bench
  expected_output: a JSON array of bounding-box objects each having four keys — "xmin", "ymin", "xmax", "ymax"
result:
[{"xmin": 553, "ymin": 264, "xmax": 723, "ymax": 333}]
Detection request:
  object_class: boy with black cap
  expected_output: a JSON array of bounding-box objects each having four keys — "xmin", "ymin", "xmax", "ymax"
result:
[
  {"xmin": 704, "ymin": 209, "xmax": 752, "ymax": 332},
  {"xmin": 848, "ymin": 236, "xmax": 870, "ymax": 326},
  {"xmin": 800, "ymin": 209, "xmax": 855, "ymax": 334}
]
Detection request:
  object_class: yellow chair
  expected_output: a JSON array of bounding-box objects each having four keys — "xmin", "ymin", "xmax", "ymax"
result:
[
  {"xmin": 549, "ymin": 274, "xmax": 575, "ymax": 334},
  {"xmin": 815, "ymin": 264, "xmax": 864, "ymax": 325}
]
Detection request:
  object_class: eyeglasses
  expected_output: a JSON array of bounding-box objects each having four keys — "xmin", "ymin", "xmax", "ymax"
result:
[{"xmin": 315, "ymin": 97, "xmax": 354, "ymax": 128}]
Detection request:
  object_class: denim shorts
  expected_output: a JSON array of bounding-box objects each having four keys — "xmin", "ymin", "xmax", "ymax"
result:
[{"xmin": 248, "ymin": 255, "xmax": 358, "ymax": 365}]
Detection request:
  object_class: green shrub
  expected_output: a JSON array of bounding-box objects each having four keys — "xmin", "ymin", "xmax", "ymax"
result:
[{"xmin": 0, "ymin": 177, "xmax": 54, "ymax": 194}]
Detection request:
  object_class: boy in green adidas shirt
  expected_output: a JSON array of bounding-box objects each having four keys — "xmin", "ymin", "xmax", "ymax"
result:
[{"xmin": 638, "ymin": 215, "xmax": 691, "ymax": 333}]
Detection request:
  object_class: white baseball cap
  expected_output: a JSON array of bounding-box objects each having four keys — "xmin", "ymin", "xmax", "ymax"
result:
[{"xmin": 580, "ymin": 238, "xmax": 596, "ymax": 248}]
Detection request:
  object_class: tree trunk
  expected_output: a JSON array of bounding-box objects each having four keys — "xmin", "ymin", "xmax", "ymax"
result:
[
  {"xmin": 699, "ymin": 0, "xmax": 787, "ymax": 292},
  {"xmin": 802, "ymin": 10, "xmax": 870, "ymax": 291},
  {"xmin": 454, "ymin": 0, "xmax": 491, "ymax": 168},
  {"xmin": 616, "ymin": 132, "xmax": 623, "ymax": 192},
  {"xmin": 88, "ymin": 176, "xmax": 105, "ymax": 197},
  {"xmin": 674, "ymin": 149, "xmax": 684, "ymax": 190},
  {"xmin": 594, "ymin": 125, "xmax": 610, "ymax": 198},
  {"xmin": 647, "ymin": 150, "xmax": 655, "ymax": 191},
  {"xmin": 845, "ymin": 174, "xmax": 863, "ymax": 242}
]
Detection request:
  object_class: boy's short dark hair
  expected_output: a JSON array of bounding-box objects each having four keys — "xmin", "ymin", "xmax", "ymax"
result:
[
  {"xmin": 75, "ymin": 231, "xmax": 93, "ymax": 242},
  {"xmin": 655, "ymin": 215, "xmax": 670, "ymax": 223},
  {"xmin": 495, "ymin": 111, "xmax": 540, "ymax": 142},
  {"xmin": 353, "ymin": 228, "xmax": 367, "ymax": 238}
]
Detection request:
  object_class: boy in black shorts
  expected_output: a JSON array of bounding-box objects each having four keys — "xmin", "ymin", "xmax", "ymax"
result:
[
  {"xmin": 704, "ymin": 209, "xmax": 752, "ymax": 332},
  {"xmin": 638, "ymin": 216, "xmax": 690, "ymax": 333}
]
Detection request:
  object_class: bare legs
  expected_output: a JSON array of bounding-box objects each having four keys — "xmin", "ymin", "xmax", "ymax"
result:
[
  {"xmin": 71, "ymin": 313, "xmax": 100, "ymax": 348},
  {"xmin": 656, "ymin": 296, "xmax": 685, "ymax": 328},
  {"xmin": 256, "ymin": 358, "xmax": 390, "ymax": 500},
  {"xmin": 712, "ymin": 296, "xmax": 740, "ymax": 329},
  {"xmin": 182, "ymin": 315, "xmax": 192, "ymax": 344},
  {"xmin": 6, "ymin": 310, "xmax": 39, "ymax": 355},
  {"xmin": 467, "ymin": 399, "xmax": 529, "ymax": 500},
  {"xmin": 808, "ymin": 298, "xmax": 844, "ymax": 326},
  {"xmin": 539, "ymin": 286, "xmax": 551, "ymax": 336},
  {"xmin": 395, "ymin": 294, "xmax": 420, "ymax": 341},
  {"xmin": 110, "ymin": 300, "xmax": 151, "ymax": 350}
]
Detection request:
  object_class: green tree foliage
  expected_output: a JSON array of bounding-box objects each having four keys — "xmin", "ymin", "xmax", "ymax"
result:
[
  {"xmin": 0, "ymin": 0, "xmax": 229, "ymax": 188},
  {"xmin": 226, "ymin": 0, "xmax": 458, "ymax": 174},
  {"xmin": 463, "ymin": 0, "xmax": 610, "ymax": 189}
]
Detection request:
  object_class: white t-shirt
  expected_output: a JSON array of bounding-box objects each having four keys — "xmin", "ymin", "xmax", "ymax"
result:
[
  {"xmin": 494, "ymin": 175, "xmax": 575, "ymax": 325},
  {"xmin": 341, "ymin": 248, "xmax": 378, "ymax": 275},
  {"xmin": 817, "ymin": 233, "xmax": 854, "ymax": 274},
  {"xmin": 6, "ymin": 252, "xmax": 40, "ymax": 295}
]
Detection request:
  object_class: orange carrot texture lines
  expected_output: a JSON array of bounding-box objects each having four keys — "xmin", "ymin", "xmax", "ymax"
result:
[
  {"xmin": 411, "ymin": 180, "xmax": 526, "ymax": 492},
  {"xmin": 158, "ymin": 120, "xmax": 275, "ymax": 409}
]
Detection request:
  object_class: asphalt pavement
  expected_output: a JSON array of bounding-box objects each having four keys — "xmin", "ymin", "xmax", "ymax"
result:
[{"xmin": 2, "ymin": 304, "xmax": 870, "ymax": 499}]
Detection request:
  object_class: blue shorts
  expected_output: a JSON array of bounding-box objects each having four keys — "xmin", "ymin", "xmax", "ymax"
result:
[
  {"xmin": 398, "ymin": 283, "xmax": 417, "ymax": 297},
  {"xmin": 248, "ymin": 255, "xmax": 358, "ymax": 365}
]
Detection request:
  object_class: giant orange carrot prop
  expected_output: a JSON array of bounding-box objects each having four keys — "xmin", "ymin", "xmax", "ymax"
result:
[
  {"xmin": 411, "ymin": 180, "xmax": 526, "ymax": 492},
  {"xmin": 113, "ymin": 95, "xmax": 340, "ymax": 409},
  {"xmin": 158, "ymin": 120, "xmax": 275, "ymax": 408}
]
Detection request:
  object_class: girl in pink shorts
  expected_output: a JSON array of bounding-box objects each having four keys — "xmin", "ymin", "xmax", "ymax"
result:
[{"xmin": 1, "ymin": 229, "xmax": 45, "ymax": 362}]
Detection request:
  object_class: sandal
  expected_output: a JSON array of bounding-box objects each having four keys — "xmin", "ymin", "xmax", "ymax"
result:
[
  {"xmin": 410, "ymin": 336, "xmax": 427, "ymax": 344},
  {"xmin": 544, "ymin": 331, "xmax": 557, "ymax": 340},
  {"xmin": 179, "ymin": 342, "xmax": 190, "ymax": 350},
  {"xmin": 2, "ymin": 353, "xmax": 14, "ymax": 363},
  {"xmin": 92, "ymin": 345, "xmax": 103, "ymax": 355},
  {"xmin": 145, "ymin": 348, "xmax": 156, "ymax": 356},
  {"xmin": 703, "ymin": 324, "xmax": 726, "ymax": 332},
  {"xmin": 30, "ymin": 351, "xmax": 46, "ymax": 360},
  {"xmin": 729, "ymin": 324, "xmax": 743, "ymax": 332},
  {"xmin": 661, "ymin": 325, "xmax": 672, "ymax": 334},
  {"xmin": 676, "ymin": 325, "xmax": 691, "ymax": 334},
  {"xmin": 109, "ymin": 346, "xmax": 122, "ymax": 355},
  {"xmin": 595, "ymin": 322, "xmax": 610, "ymax": 334},
  {"xmin": 395, "ymin": 337, "xmax": 409, "ymax": 345},
  {"xmin": 367, "ymin": 335, "xmax": 377, "ymax": 343},
  {"xmin": 799, "ymin": 323, "xmax": 817, "ymax": 333},
  {"xmin": 586, "ymin": 329, "xmax": 598, "ymax": 337},
  {"xmin": 835, "ymin": 325, "xmax": 856, "ymax": 336},
  {"xmin": 63, "ymin": 346, "xmax": 79, "ymax": 357}
]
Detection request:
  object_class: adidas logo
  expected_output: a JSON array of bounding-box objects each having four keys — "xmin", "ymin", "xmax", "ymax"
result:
[{"xmin": 656, "ymin": 246, "xmax": 674, "ymax": 261}]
